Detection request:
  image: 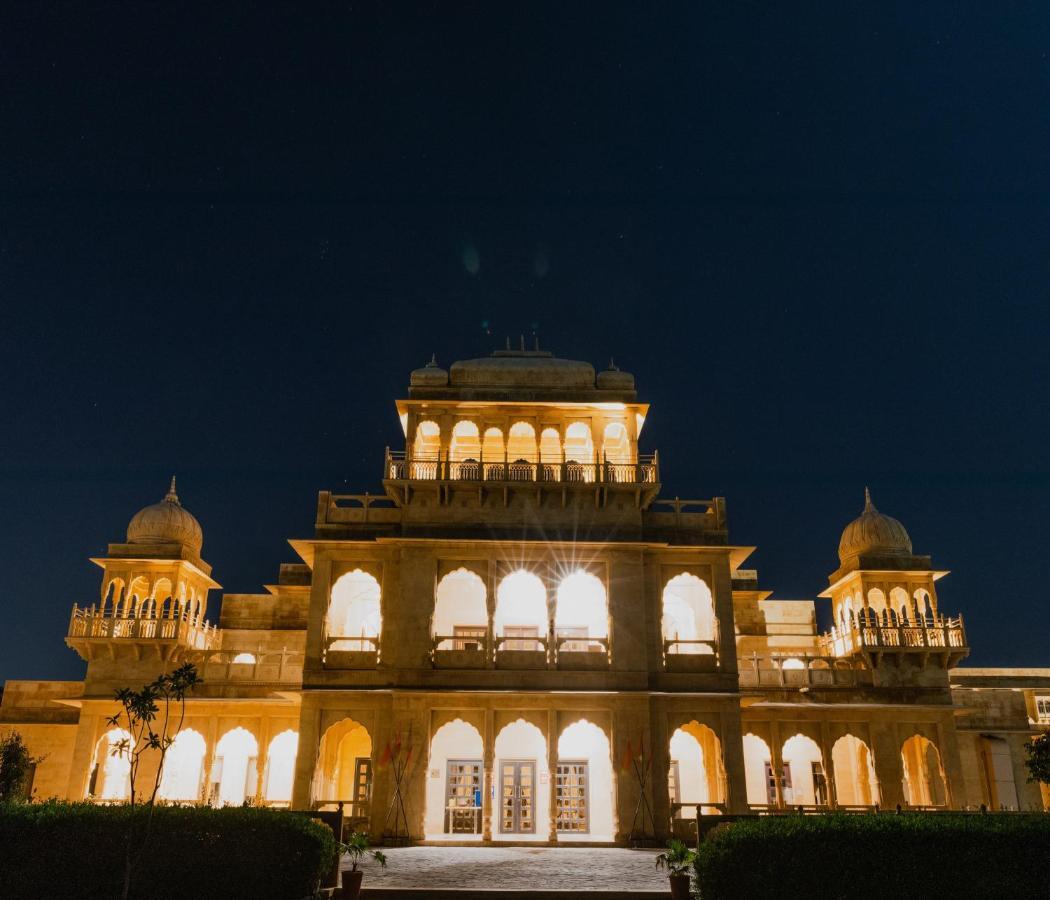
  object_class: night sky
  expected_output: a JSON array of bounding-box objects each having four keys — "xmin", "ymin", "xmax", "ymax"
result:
[{"xmin": 2, "ymin": 4, "xmax": 1049, "ymax": 683}]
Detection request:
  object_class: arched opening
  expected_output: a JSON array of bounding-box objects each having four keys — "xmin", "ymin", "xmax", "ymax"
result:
[
  {"xmin": 449, "ymin": 421, "xmax": 481, "ymax": 479},
  {"xmin": 433, "ymin": 568, "xmax": 488, "ymax": 650},
  {"xmin": 781, "ymin": 658, "xmax": 805, "ymax": 670},
  {"xmin": 411, "ymin": 420, "xmax": 441, "ymax": 478},
  {"xmin": 831, "ymin": 734, "xmax": 879, "ymax": 807},
  {"xmin": 481, "ymin": 427, "xmax": 505, "ymax": 479},
  {"xmin": 890, "ymin": 587, "xmax": 910, "ymax": 623},
  {"xmin": 866, "ymin": 588, "xmax": 888, "ymax": 624},
  {"xmin": 424, "ymin": 719, "xmax": 485, "ymax": 838},
  {"xmin": 210, "ymin": 727, "xmax": 259, "ymax": 807},
  {"xmin": 901, "ymin": 734, "xmax": 947, "ymax": 807},
  {"xmin": 742, "ymin": 733, "xmax": 772, "ymax": 806},
  {"xmin": 507, "ymin": 422, "xmax": 538, "ymax": 471},
  {"xmin": 495, "ymin": 719, "xmax": 549, "ymax": 839},
  {"xmin": 327, "ymin": 569, "xmax": 381, "ymax": 651},
  {"xmin": 150, "ymin": 578, "xmax": 174, "ymax": 618},
  {"xmin": 494, "ymin": 570, "xmax": 547, "ymax": 652},
  {"xmin": 661, "ymin": 573, "xmax": 715, "ymax": 654},
  {"xmin": 231, "ymin": 652, "xmax": 256, "ymax": 665},
  {"xmin": 914, "ymin": 588, "xmax": 932, "ymax": 621},
  {"xmin": 601, "ymin": 422, "xmax": 632, "ymax": 466},
  {"xmin": 88, "ymin": 728, "xmax": 132, "ymax": 801},
  {"xmin": 263, "ymin": 730, "xmax": 299, "ymax": 806},
  {"xmin": 554, "ymin": 570, "xmax": 608, "ymax": 652},
  {"xmin": 157, "ymin": 728, "xmax": 206, "ymax": 802},
  {"xmin": 101, "ymin": 577, "xmax": 124, "ymax": 617},
  {"xmin": 539, "ymin": 428, "xmax": 561, "ymax": 480},
  {"xmin": 669, "ymin": 722, "xmax": 724, "ymax": 818},
  {"xmin": 557, "ymin": 720, "xmax": 614, "ymax": 840},
  {"xmin": 313, "ymin": 719, "xmax": 373, "ymax": 817},
  {"xmin": 563, "ymin": 422, "xmax": 595, "ymax": 481},
  {"xmin": 781, "ymin": 734, "xmax": 827, "ymax": 806}
]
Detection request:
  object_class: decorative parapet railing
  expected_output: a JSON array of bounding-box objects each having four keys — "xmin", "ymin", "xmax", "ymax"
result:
[
  {"xmin": 662, "ymin": 638, "xmax": 721, "ymax": 673},
  {"xmin": 645, "ymin": 496, "xmax": 727, "ymax": 533},
  {"xmin": 738, "ymin": 652, "xmax": 873, "ymax": 688},
  {"xmin": 818, "ymin": 615, "xmax": 967, "ymax": 658},
  {"xmin": 201, "ymin": 648, "xmax": 304, "ymax": 684},
  {"xmin": 383, "ymin": 449, "xmax": 659, "ymax": 486},
  {"xmin": 317, "ymin": 492, "xmax": 402, "ymax": 527},
  {"xmin": 67, "ymin": 605, "xmax": 219, "ymax": 650}
]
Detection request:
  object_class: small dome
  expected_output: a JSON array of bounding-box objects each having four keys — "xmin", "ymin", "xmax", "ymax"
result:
[
  {"xmin": 450, "ymin": 351, "xmax": 595, "ymax": 388},
  {"xmin": 596, "ymin": 360, "xmax": 635, "ymax": 391},
  {"xmin": 409, "ymin": 354, "xmax": 448, "ymax": 387},
  {"xmin": 838, "ymin": 488, "xmax": 912, "ymax": 564},
  {"xmin": 126, "ymin": 477, "xmax": 203, "ymax": 553}
]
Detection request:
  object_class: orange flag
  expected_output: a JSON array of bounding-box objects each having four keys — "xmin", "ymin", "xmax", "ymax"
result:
[{"xmin": 378, "ymin": 740, "xmax": 393, "ymax": 768}]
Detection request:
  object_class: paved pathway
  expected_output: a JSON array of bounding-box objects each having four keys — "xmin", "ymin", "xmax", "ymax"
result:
[{"xmin": 350, "ymin": 846, "xmax": 667, "ymax": 892}]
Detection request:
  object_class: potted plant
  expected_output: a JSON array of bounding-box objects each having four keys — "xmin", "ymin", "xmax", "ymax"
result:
[
  {"xmin": 655, "ymin": 838, "xmax": 696, "ymax": 900},
  {"xmin": 337, "ymin": 831, "xmax": 388, "ymax": 900}
]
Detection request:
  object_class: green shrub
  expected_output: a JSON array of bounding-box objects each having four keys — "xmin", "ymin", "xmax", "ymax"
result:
[
  {"xmin": 694, "ymin": 813, "xmax": 1050, "ymax": 900},
  {"xmin": 0, "ymin": 801, "xmax": 338, "ymax": 900}
]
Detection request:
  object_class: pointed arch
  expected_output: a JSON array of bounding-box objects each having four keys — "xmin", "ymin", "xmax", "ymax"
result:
[
  {"xmin": 554, "ymin": 570, "xmax": 608, "ymax": 650},
  {"xmin": 433, "ymin": 568, "xmax": 488, "ymax": 649},
  {"xmin": 263, "ymin": 730, "xmax": 299, "ymax": 805},
  {"xmin": 832, "ymin": 734, "xmax": 879, "ymax": 807},
  {"xmin": 557, "ymin": 719, "xmax": 615, "ymax": 839},
  {"xmin": 425, "ymin": 718, "xmax": 485, "ymax": 837},
  {"xmin": 661, "ymin": 573, "xmax": 715, "ymax": 654},
  {"xmin": 494, "ymin": 570, "xmax": 547, "ymax": 651},
  {"xmin": 327, "ymin": 569, "xmax": 381, "ymax": 651},
  {"xmin": 158, "ymin": 728, "xmax": 207, "ymax": 802}
]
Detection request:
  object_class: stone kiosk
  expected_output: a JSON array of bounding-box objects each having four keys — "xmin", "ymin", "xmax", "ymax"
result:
[{"xmin": 2, "ymin": 347, "xmax": 1047, "ymax": 846}]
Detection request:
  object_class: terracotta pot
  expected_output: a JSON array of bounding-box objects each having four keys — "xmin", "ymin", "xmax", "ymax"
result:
[
  {"xmin": 669, "ymin": 872, "xmax": 692, "ymax": 900},
  {"xmin": 341, "ymin": 869, "xmax": 364, "ymax": 900}
]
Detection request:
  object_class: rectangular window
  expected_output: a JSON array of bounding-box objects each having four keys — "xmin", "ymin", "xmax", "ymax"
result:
[
  {"xmin": 353, "ymin": 757, "xmax": 373, "ymax": 804},
  {"xmin": 812, "ymin": 762, "xmax": 828, "ymax": 806},
  {"xmin": 452, "ymin": 626, "xmax": 486, "ymax": 651},
  {"xmin": 555, "ymin": 761, "xmax": 589, "ymax": 833},
  {"xmin": 668, "ymin": 760, "xmax": 681, "ymax": 808},
  {"xmin": 504, "ymin": 625, "xmax": 541, "ymax": 652},
  {"xmin": 556, "ymin": 625, "xmax": 592, "ymax": 653},
  {"xmin": 1036, "ymin": 696, "xmax": 1050, "ymax": 723}
]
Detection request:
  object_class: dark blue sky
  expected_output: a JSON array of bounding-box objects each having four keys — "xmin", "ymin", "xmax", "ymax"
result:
[{"xmin": 2, "ymin": 4, "xmax": 1048, "ymax": 682}]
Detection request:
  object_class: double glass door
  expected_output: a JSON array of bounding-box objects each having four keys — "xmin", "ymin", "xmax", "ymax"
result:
[
  {"xmin": 444, "ymin": 759, "xmax": 483, "ymax": 834},
  {"xmin": 499, "ymin": 759, "xmax": 536, "ymax": 834}
]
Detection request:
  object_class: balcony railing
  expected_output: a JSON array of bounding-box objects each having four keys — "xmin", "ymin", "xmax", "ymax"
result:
[
  {"xmin": 428, "ymin": 634, "xmax": 611, "ymax": 670},
  {"xmin": 738, "ymin": 652, "xmax": 872, "ymax": 688},
  {"xmin": 818, "ymin": 615, "xmax": 967, "ymax": 658},
  {"xmin": 384, "ymin": 449, "xmax": 658, "ymax": 485},
  {"xmin": 67, "ymin": 605, "xmax": 218, "ymax": 650}
]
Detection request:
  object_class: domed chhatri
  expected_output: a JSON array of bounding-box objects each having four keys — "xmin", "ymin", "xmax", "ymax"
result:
[
  {"xmin": 837, "ymin": 487, "xmax": 913, "ymax": 564},
  {"xmin": 409, "ymin": 354, "xmax": 449, "ymax": 387},
  {"xmin": 126, "ymin": 476, "xmax": 204, "ymax": 554},
  {"xmin": 596, "ymin": 359, "xmax": 635, "ymax": 391}
]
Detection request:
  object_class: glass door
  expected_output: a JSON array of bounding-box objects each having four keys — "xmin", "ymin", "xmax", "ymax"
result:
[
  {"xmin": 445, "ymin": 759, "xmax": 483, "ymax": 834},
  {"xmin": 499, "ymin": 759, "xmax": 536, "ymax": 834},
  {"xmin": 555, "ymin": 760, "xmax": 589, "ymax": 833}
]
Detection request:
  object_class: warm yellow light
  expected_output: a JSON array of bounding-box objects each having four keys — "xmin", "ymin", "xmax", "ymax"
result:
[
  {"xmin": 635, "ymin": 412, "xmax": 646, "ymax": 435},
  {"xmin": 399, "ymin": 413, "xmax": 408, "ymax": 436}
]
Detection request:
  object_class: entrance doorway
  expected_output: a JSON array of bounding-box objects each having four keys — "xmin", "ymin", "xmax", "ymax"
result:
[
  {"xmin": 499, "ymin": 759, "xmax": 536, "ymax": 834},
  {"xmin": 555, "ymin": 760, "xmax": 589, "ymax": 833},
  {"xmin": 445, "ymin": 759, "xmax": 483, "ymax": 834}
]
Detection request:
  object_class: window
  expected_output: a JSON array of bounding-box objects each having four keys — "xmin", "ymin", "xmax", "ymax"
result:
[
  {"xmin": 453, "ymin": 626, "xmax": 486, "ymax": 651},
  {"xmin": 1036, "ymin": 696, "xmax": 1050, "ymax": 724},
  {"xmin": 556, "ymin": 626, "xmax": 595, "ymax": 653},
  {"xmin": 504, "ymin": 625, "xmax": 541, "ymax": 651},
  {"xmin": 555, "ymin": 761, "xmax": 589, "ymax": 833},
  {"xmin": 231, "ymin": 652, "xmax": 256, "ymax": 665},
  {"xmin": 668, "ymin": 760, "xmax": 681, "ymax": 805}
]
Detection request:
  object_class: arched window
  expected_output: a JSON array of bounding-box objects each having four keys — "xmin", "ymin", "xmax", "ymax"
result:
[
  {"xmin": 433, "ymin": 569, "xmax": 488, "ymax": 650},
  {"xmin": 661, "ymin": 574, "xmax": 715, "ymax": 654},
  {"xmin": 913, "ymin": 588, "xmax": 932, "ymax": 622},
  {"xmin": 494, "ymin": 571, "xmax": 547, "ymax": 651},
  {"xmin": 312, "ymin": 719, "xmax": 372, "ymax": 807},
  {"xmin": 327, "ymin": 569, "xmax": 381, "ymax": 651},
  {"xmin": 449, "ymin": 421, "xmax": 481, "ymax": 479},
  {"xmin": 890, "ymin": 587, "xmax": 910, "ymax": 623},
  {"xmin": 539, "ymin": 428, "xmax": 561, "ymax": 481},
  {"xmin": 601, "ymin": 422, "xmax": 632, "ymax": 466},
  {"xmin": 89, "ymin": 728, "xmax": 132, "ymax": 801},
  {"xmin": 263, "ymin": 730, "xmax": 299, "ymax": 805},
  {"xmin": 563, "ymin": 423, "xmax": 595, "ymax": 481},
  {"xmin": 554, "ymin": 571, "xmax": 608, "ymax": 652},
  {"xmin": 781, "ymin": 734, "xmax": 828, "ymax": 806},
  {"xmin": 232, "ymin": 652, "xmax": 256, "ymax": 665},
  {"xmin": 831, "ymin": 734, "xmax": 879, "ymax": 807},
  {"xmin": 901, "ymin": 734, "xmax": 947, "ymax": 807},
  {"xmin": 507, "ymin": 422, "xmax": 538, "ymax": 467},
  {"xmin": 742, "ymin": 733, "xmax": 772, "ymax": 806},
  {"xmin": 669, "ymin": 722, "xmax": 724, "ymax": 817},
  {"xmin": 158, "ymin": 728, "xmax": 207, "ymax": 802},
  {"xmin": 211, "ymin": 727, "xmax": 259, "ymax": 807},
  {"xmin": 482, "ymin": 428, "xmax": 505, "ymax": 479},
  {"xmin": 411, "ymin": 421, "xmax": 441, "ymax": 479}
]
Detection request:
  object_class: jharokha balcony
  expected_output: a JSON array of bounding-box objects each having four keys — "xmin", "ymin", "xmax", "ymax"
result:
[
  {"xmin": 818, "ymin": 614, "xmax": 968, "ymax": 666},
  {"xmin": 383, "ymin": 449, "xmax": 659, "ymax": 486},
  {"xmin": 66, "ymin": 604, "xmax": 219, "ymax": 661}
]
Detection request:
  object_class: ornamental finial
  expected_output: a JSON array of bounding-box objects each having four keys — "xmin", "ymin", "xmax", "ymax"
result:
[
  {"xmin": 165, "ymin": 476, "xmax": 181, "ymax": 506},
  {"xmin": 864, "ymin": 486, "xmax": 875, "ymax": 512}
]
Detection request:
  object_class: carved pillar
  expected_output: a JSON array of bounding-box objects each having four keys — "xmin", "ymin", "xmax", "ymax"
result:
[
  {"xmin": 547, "ymin": 708, "xmax": 559, "ymax": 842},
  {"xmin": 291, "ymin": 700, "xmax": 321, "ymax": 810},
  {"xmin": 819, "ymin": 721, "xmax": 837, "ymax": 808},
  {"xmin": 482, "ymin": 709, "xmax": 494, "ymax": 840},
  {"xmin": 769, "ymin": 720, "xmax": 783, "ymax": 808}
]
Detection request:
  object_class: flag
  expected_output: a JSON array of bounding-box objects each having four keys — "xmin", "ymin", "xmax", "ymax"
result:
[
  {"xmin": 378, "ymin": 740, "xmax": 392, "ymax": 768},
  {"xmin": 621, "ymin": 737, "xmax": 634, "ymax": 773}
]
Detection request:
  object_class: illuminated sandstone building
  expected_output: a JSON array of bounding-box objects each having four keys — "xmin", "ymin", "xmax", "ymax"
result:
[{"xmin": 3, "ymin": 347, "xmax": 1048, "ymax": 841}]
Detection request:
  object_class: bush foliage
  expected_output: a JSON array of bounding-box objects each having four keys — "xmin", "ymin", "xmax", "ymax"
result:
[
  {"xmin": 0, "ymin": 801, "xmax": 337, "ymax": 900},
  {"xmin": 694, "ymin": 813, "xmax": 1050, "ymax": 900}
]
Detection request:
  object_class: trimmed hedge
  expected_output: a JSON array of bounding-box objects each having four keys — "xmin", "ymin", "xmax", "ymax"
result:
[
  {"xmin": 694, "ymin": 813, "xmax": 1050, "ymax": 900},
  {"xmin": 0, "ymin": 801, "xmax": 337, "ymax": 900}
]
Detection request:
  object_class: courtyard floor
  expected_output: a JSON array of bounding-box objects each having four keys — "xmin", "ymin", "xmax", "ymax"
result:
[{"xmin": 349, "ymin": 846, "xmax": 668, "ymax": 893}]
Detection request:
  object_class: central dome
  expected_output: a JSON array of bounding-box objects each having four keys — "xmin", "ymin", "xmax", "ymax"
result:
[
  {"xmin": 838, "ymin": 488, "xmax": 912, "ymax": 564},
  {"xmin": 126, "ymin": 477, "xmax": 204, "ymax": 554},
  {"xmin": 449, "ymin": 350, "xmax": 595, "ymax": 389}
]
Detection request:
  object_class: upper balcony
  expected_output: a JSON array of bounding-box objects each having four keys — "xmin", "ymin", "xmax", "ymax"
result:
[
  {"xmin": 817, "ymin": 614, "xmax": 968, "ymax": 667},
  {"xmin": 66, "ymin": 604, "xmax": 219, "ymax": 662},
  {"xmin": 383, "ymin": 449, "xmax": 659, "ymax": 488}
]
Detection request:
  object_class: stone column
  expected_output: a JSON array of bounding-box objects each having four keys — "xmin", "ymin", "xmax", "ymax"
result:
[
  {"xmin": 291, "ymin": 698, "xmax": 321, "ymax": 810},
  {"xmin": 769, "ymin": 720, "xmax": 784, "ymax": 808},
  {"xmin": 819, "ymin": 721, "xmax": 837, "ymax": 808},
  {"xmin": 66, "ymin": 712, "xmax": 100, "ymax": 800},
  {"xmin": 648, "ymin": 706, "xmax": 671, "ymax": 843},
  {"xmin": 871, "ymin": 721, "xmax": 904, "ymax": 809},
  {"xmin": 482, "ymin": 708, "xmax": 494, "ymax": 840},
  {"xmin": 547, "ymin": 708, "xmax": 559, "ymax": 843},
  {"xmin": 256, "ymin": 716, "xmax": 272, "ymax": 803},
  {"xmin": 720, "ymin": 707, "xmax": 748, "ymax": 814}
]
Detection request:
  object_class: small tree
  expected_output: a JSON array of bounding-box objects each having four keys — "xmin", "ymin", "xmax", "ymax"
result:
[
  {"xmin": 0, "ymin": 731, "xmax": 44, "ymax": 802},
  {"xmin": 1024, "ymin": 732, "xmax": 1050, "ymax": 785},
  {"xmin": 107, "ymin": 662, "xmax": 201, "ymax": 900}
]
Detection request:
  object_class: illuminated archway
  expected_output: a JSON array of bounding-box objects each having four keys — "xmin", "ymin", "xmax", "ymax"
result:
[
  {"xmin": 601, "ymin": 422, "xmax": 632, "ymax": 466},
  {"xmin": 557, "ymin": 720, "xmax": 614, "ymax": 840},
  {"xmin": 89, "ymin": 728, "xmax": 132, "ymax": 801},
  {"xmin": 669, "ymin": 722, "xmax": 723, "ymax": 816},
  {"xmin": 901, "ymin": 734, "xmax": 947, "ymax": 807},
  {"xmin": 313, "ymin": 719, "xmax": 373, "ymax": 810},
  {"xmin": 554, "ymin": 570, "xmax": 608, "ymax": 651},
  {"xmin": 781, "ymin": 734, "xmax": 827, "ymax": 806},
  {"xmin": 832, "ymin": 734, "xmax": 879, "ymax": 806},
  {"xmin": 661, "ymin": 573, "xmax": 715, "ymax": 654},
  {"xmin": 158, "ymin": 728, "xmax": 206, "ymax": 802},
  {"xmin": 481, "ymin": 427, "xmax": 505, "ymax": 478},
  {"xmin": 433, "ymin": 568, "xmax": 488, "ymax": 649},
  {"xmin": 450, "ymin": 421, "xmax": 481, "ymax": 478},
  {"xmin": 263, "ymin": 730, "xmax": 299, "ymax": 805},
  {"xmin": 211, "ymin": 727, "xmax": 259, "ymax": 807},
  {"xmin": 494, "ymin": 571, "xmax": 547, "ymax": 651},
  {"xmin": 742, "ymin": 733, "xmax": 771, "ymax": 806},
  {"xmin": 424, "ymin": 719, "xmax": 485, "ymax": 838},
  {"xmin": 507, "ymin": 422, "xmax": 538, "ymax": 464},
  {"xmin": 411, "ymin": 421, "xmax": 441, "ymax": 479},
  {"xmin": 539, "ymin": 428, "xmax": 561, "ymax": 479},
  {"xmin": 327, "ymin": 569, "xmax": 381, "ymax": 651},
  {"xmin": 494, "ymin": 719, "xmax": 550, "ymax": 839}
]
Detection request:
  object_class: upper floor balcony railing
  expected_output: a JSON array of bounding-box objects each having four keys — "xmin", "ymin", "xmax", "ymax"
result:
[
  {"xmin": 67, "ymin": 604, "xmax": 219, "ymax": 651},
  {"xmin": 384, "ymin": 449, "xmax": 659, "ymax": 486},
  {"xmin": 738, "ymin": 652, "xmax": 873, "ymax": 689},
  {"xmin": 818, "ymin": 614, "xmax": 967, "ymax": 659}
]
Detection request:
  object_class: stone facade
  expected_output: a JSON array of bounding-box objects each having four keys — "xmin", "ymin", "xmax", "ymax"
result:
[{"xmin": 2, "ymin": 347, "xmax": 1047, "ymax": 843}]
